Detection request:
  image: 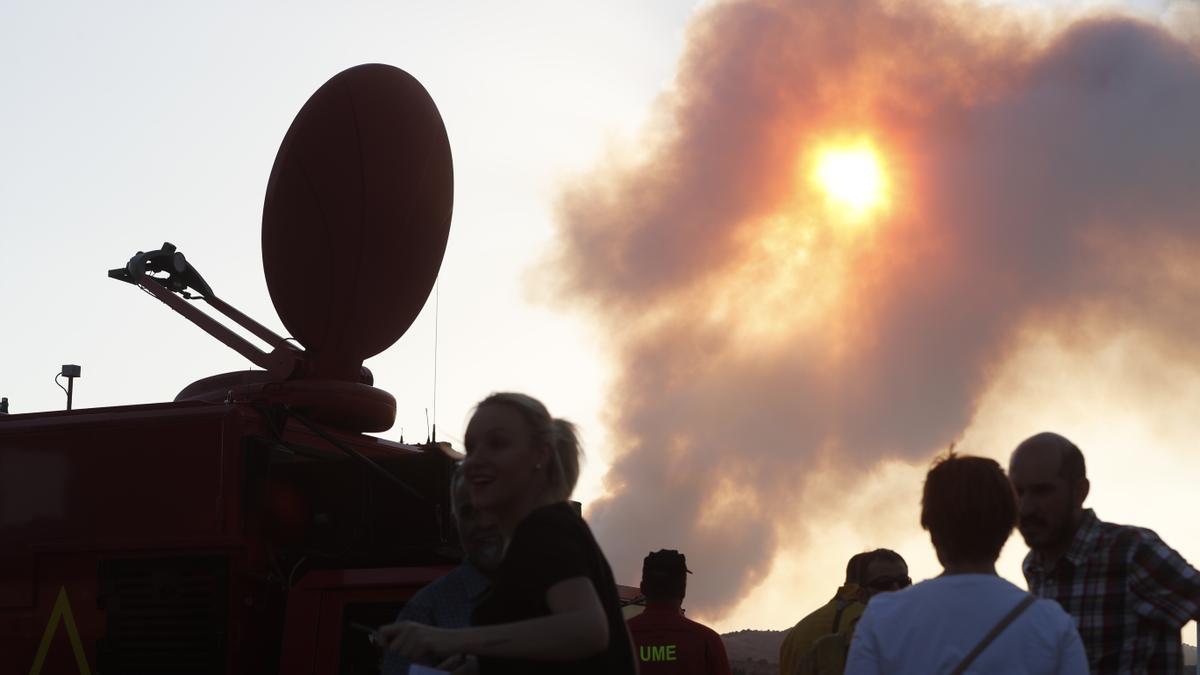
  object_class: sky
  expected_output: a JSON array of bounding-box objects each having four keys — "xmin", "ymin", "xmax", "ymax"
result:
[{"xmin": 3, "ymin": 0, "xmax": 1200, "ymax": 640}]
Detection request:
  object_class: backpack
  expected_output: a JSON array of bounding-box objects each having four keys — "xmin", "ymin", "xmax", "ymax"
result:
[{"xmin": 791, "ymin": 599, "xmax": 861, "ymax": 675}]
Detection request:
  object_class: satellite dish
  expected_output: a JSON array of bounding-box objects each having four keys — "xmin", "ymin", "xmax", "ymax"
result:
[
  {"xmin": 115, "ymin": 64, "xmax": 454, "ymax": 431},
  {"xmin": 262, "ymin": 63, "xmax": 454, "ymax": 381}
]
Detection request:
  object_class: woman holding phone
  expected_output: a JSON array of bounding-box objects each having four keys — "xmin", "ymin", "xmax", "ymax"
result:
[{"xmin": 380, "ymin": 392, "xmax": 636, "ymax": 675}]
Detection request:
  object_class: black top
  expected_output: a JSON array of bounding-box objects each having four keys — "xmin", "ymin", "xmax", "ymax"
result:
[{"xmin": 472, "ymin": 502, "xmax": 637, "ymax": 675}]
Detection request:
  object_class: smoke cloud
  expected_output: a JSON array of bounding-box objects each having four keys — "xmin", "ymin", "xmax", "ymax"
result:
[{"xmin": 550, "ymin": 0, "xmax": 1200, "ymax": 616}]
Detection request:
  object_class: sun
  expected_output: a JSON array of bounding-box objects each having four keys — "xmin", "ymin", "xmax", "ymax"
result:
[{"xmin": 812, "ymin": 141, "xmax": 888, "ymax": 218}]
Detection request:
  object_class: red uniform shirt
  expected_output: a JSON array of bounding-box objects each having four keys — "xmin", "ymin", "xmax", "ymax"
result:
[{"xmin": 627, "ymin": 603, "xmax": 732, "ymax": 675}]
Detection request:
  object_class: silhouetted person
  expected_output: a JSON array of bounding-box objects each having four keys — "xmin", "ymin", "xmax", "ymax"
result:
[
  {"xmin": 780, "ymin": 549, "xmax": 909, "ymax": 675},
  {"xmin": 382, "ymin": 467, "xmax": 505, "ymax": 674},
  {"xmin": 859, "ymin": 549, "xmax": 909, "ymax": 599},
  {"xmin": 845, "ymin": 452, "xmax": 1086, "ymax": 674},
  {"xmin": 1011, "ymin": 432, "xmax": 1200, "ymax": 673},
  {"xmin": 626, "ymin": 549, "xmax": 731, "ymax": 674},
  {"xmin": 381, "ymin": 392, "xmax": 636, "ymax": 674},
  {"xmin": 779, "ymin": 552, "xmax": 869, "ymax": 675}
]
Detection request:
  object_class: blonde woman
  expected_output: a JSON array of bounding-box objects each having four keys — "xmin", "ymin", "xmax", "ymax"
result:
[{"xmin": 381, "ymin": 393, "xmax": 636, "ymax": 675}]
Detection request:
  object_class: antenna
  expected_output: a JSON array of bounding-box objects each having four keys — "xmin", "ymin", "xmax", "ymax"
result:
[
  {"xmin": 56, "ymin": 364, "xmax": 81, "ymax": 411},
  {"xmin": 425, "ymin": 408, "xmax": 430, "ymax": 444},
  {"xmin": 432, "ymin": 281, "xmax": 439, "ymax": 443}
]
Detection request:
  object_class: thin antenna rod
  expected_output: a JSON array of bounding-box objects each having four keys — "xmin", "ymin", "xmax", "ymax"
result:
[{"xmin": 439, "ymin": 281, "xmax": 444, "ymax": 444}]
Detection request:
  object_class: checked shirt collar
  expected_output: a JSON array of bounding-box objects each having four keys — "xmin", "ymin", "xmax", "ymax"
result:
[{"xmin": 1024, "ymin": 508, "xmax": 1100, "ymax": 578}]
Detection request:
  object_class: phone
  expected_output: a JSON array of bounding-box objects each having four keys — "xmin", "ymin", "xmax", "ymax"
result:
[{"xmin": 347, "ymin": 621, "xmax": 380, "ymax": 646}]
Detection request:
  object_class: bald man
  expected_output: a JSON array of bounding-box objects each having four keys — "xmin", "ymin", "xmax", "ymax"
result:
[
  {"xmin": 1010, "ymin": 432, "xmax": 1200, "ymax": 674},
  {"xmin": 382, "ymin": 468, "xmax": 504, "ymax": 674}
]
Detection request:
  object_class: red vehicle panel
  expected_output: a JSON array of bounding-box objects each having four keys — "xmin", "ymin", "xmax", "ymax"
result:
[{"xmin": 0, "ymin": 401, "xmax": 458, "ymax": 674}]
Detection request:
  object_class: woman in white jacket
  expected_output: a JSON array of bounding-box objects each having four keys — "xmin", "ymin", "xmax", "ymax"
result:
[{"xmin": 844, "ymin": 453, "xmax": 1087, "ymax": 675}]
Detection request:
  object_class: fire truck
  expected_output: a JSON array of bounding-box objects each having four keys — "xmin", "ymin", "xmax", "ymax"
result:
[{"xmin": 0, "ymin": 64, "xmax": 459, "ymax": 674}]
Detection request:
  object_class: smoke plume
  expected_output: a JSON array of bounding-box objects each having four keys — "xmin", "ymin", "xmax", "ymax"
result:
[{"xmin": 551, "ymin": 0, "xmax": 1200, "ymax": 616}]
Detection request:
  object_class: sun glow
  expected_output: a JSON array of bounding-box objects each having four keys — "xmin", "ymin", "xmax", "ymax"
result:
[{"xmin": 813, "ymin": 141, "xmax": 889, "ymax": 218}]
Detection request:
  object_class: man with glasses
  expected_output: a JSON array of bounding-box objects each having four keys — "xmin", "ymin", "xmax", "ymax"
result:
[
  {"xmin": 860, "ymin": 550, "xmax": 910, "ymax": 598},
  {"xmin": 382, "ymin": 467, "xmax": 505, "ymax": 674},
  {"xmin": 779, "ymin": 549, "xmax": 909, "ymax": 675}
]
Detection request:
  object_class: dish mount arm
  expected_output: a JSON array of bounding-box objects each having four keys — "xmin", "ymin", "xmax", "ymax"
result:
[{"xmin": 109, "ymin": 242, "xmax": 304, "ymax": 379}]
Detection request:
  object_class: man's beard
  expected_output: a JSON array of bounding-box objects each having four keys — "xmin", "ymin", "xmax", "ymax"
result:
[{"xmin": 1019, "ymin": 514, "xmax": 1076, "ymax": 550}]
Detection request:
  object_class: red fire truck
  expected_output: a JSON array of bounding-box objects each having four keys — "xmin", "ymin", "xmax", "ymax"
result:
[{"xmin": 1, "ymin": 63, "xmax": 458, "ymax": 674}]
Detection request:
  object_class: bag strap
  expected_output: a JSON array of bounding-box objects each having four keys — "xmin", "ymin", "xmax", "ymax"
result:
[
  {"xmin": 948, "ymin": 595, "xmax": 1037, "ymax": 675},
  {"xmin": 831, "ymin": 601, "xmax": 848, "ymax": 634}
]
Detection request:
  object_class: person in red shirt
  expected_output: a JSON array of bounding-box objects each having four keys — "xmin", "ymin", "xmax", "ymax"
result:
[{"xmin": 627, "ymin": 550, "xmax": 732, "ymax": 675}]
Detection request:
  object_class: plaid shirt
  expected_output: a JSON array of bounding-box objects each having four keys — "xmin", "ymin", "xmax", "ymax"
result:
[{"xmin": 1023, "ymin": 509, "xmax": 1200, "ymax": 674}]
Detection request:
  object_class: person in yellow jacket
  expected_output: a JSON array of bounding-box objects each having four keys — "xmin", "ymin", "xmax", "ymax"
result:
[{"xmin": 778, "ymin": 550, "xmax": 909, "ymax": 675}]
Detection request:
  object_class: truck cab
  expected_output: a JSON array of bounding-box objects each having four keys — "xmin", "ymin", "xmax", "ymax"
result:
[{"xmin": 0, "ymin": 400, "xmax": 459, "ymax": 674}]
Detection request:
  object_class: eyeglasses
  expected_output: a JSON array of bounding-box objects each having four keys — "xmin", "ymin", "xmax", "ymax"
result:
[{"xmin": 865, "ymin": 575, "xmax": 912, "ymax": 592}]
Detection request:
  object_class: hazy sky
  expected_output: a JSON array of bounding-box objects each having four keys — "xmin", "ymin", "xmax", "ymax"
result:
[
  {"xmin": 3, "ymin": 0, "xmax": 1200, "ymax": 639},
  {"xmin": 1, "ymin": 0, "xmax": 698, "ymax": 498},
  {"xmin": 548, "ymin": 0, "xmax": 1200, "ymax": 640}
]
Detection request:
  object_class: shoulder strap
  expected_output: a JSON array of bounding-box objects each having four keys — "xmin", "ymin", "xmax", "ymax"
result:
[
  {"xmin": 831, "ymin": 601, "xmax": 848, "ymax": 634},
  {"xmin": 948, "ymin": 595, "xmax": 1037, "ymax": 675}
]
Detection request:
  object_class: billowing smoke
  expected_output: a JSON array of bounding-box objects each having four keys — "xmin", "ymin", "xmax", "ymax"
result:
[{"xmin": 551, "ymin": 0, "xmax": 1200, "ymax": 616}]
